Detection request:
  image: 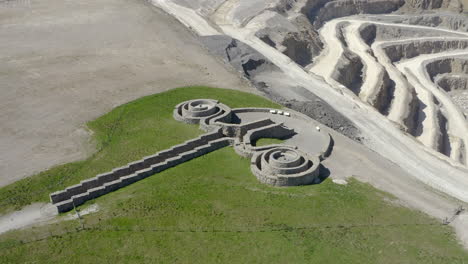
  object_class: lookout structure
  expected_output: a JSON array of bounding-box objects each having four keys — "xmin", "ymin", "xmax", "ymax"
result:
[{"xmin": 50, "ymin": 99, "xmax": 333, "ymax": 213}]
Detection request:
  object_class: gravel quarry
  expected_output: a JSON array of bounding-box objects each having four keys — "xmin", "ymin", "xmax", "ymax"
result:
[{"xmin": 150, "ymin": 0, "xmax": 468, "ymax": 247}]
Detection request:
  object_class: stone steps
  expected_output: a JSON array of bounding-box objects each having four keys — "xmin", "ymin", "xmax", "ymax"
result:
[{"xmin": 50, "ymin": 131, "xmax": 230, "ymax": 213}]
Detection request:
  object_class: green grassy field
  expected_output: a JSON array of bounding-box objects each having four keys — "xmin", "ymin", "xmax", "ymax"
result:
[
  {"xmin": 0, "ymin": 87, "xmax": 467, "ymax": 263},
  {"xmin": 254, "ymin": 137, "xmax": 284, "ymax": 146}
]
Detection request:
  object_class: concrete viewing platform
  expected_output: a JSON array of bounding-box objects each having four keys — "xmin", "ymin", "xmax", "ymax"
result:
[{"xmin": 50, "ymin": 99, "xmax": 333, "ymax": 213}]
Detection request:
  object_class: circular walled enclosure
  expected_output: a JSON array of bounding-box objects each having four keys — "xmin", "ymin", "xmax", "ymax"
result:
[
  {"xmin": 173, "ymin": 99, "xmax": 328, "ymax": 187},
  {"xmin": 183, "ymin": 99, "xmax": 218, "ymax": 118},
  {"xmin": 173, "ymin": 99, "xmax": 231, "ymax": 126},
  {"xmin": 251, "ymin": 146, "xmax": 321, "ymax": 187},
  {"xmin": 269, "ymin": 149, "xmax": 302, "ymax": 168}
]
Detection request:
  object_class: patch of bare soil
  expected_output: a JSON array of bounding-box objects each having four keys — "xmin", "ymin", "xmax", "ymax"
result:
[{"xmin": 0, "ymin": 0, "xmax": 252, "ymax": 186}]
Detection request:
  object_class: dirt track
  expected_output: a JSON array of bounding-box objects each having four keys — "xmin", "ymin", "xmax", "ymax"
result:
[{"xmin": 0, "ymin": 0, "xmax": 252, "ymax": 187}]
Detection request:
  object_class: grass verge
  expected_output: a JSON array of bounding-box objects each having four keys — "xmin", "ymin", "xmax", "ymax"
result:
[{"xmin": 254, "ymin": 138, "xmax": 284, "ymax": 146}]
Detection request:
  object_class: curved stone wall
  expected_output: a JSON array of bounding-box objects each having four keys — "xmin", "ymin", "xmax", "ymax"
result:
[
  {"xmin": 251, "ymin": 146, "xmax": 321, "ymax": 186},
  {"xmin": 173, "ymin": 99, "xmax": 232, "ymax": 130},
  {"xmin": 232, "ymin": 122, "xmax": 295, "ymax": 158}
]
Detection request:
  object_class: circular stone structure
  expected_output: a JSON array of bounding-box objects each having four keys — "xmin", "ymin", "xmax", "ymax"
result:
[
  {"xmin": 251, "ymin": 146, "xmax": 321, "ymax": 186},
  {"xmin": 173, "ymin": 99, "xmax": 231, "ymax": 125},
  {"xmin": 173, "ymin": 99, "xmax": 329, "ymax": 186},
  {"xmin": 183, "ymin": 99, "xmax": 218, "ymax": 117}
]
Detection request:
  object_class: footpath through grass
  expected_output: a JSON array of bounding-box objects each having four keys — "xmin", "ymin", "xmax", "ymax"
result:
[{"xmin": 0, "ymin": 86, "xmax": 467, "ymax": 263}]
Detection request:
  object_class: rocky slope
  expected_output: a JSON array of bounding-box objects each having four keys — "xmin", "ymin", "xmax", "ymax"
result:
[{"xmin": 246, "ymin": 0, "xmax": 468, "ymax": 165}]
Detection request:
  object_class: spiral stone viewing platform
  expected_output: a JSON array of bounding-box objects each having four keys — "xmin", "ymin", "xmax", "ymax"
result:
[
  {"xmin": 251, "ymin": 147, "xmax": 321, "ymax": 186},
  {"xmin": 50, "ymin": 99, "xmax": 332, "ymax": 213}
]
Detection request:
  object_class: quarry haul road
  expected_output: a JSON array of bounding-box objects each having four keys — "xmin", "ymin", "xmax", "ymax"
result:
[
  {"xmin": 311, "ymin": 18, "xmax": 468, "ymax": 160},
  {"xmin": 397, "ymin": 51, "xmax": 468, "ymax": 163},
  {"xmin": 344, "ymin": 23, "xmax": 385, "ymax": 105}
]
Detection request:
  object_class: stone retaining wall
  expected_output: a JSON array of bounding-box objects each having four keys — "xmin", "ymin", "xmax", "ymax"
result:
[
  {"xmin": 251, "ymin": 147, "xmax": 321, "ymax": 186},
  {"xmin": 51, "ymin": 130, "xmax": 229, "ymax": 212},
  {"xmin": 173, "ymin": 99, "xmax": 232, "ymax": 128},
  {"xmin": 233, "ymin": 122, "xmax": 296, "ymax": 158},
  {"xmin": 219, "ymin": 118, "xmax": 275, "ymax": 138},
  {"xmin": 242, "ymin": 123, "xmax": 295, "ymax": 146},
  {"xmin": 234, "ymin": 143, "xmax": 285, "ymax": 158}
]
